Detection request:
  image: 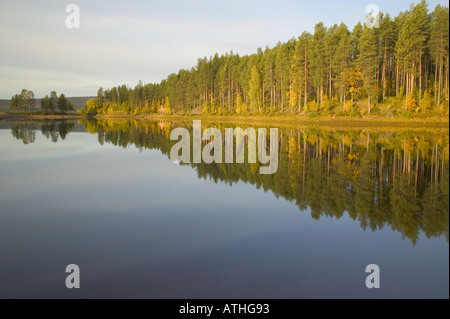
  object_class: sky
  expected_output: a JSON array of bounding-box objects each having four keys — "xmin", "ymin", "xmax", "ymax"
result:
[{"xmin": 0, "ymin": 0, "xmax": 447, "ymax": 98}]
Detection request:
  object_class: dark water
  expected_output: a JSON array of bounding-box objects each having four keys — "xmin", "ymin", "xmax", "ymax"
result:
[{"xmin": 0, "ymin": 119, "xmax": 448, "ymax": 298}]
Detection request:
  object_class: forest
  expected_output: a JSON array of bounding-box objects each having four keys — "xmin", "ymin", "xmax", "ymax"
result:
[
  {"xmin": 10, "ymin": 89, "xmax": 74, "ymax": 113},
  {"xmin": 81, "ymin": 1, "xmax": 449, "ymax": 119}
]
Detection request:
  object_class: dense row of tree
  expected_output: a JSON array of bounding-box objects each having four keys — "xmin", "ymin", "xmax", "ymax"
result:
[
  {"xmin": 80, "ymin": 119, "xmax": 449, "ymax": 244},
  {"xmin": 40, "ymin": 91, "xmax": 74, "ymax": 113},
  {"xmin": 10, "ymin": 89, "xmax": 35, "ymax": 111},
  {"xmin": 86, "ymin": 1, "xmax": 449, "ymax": 117},
  {"xmin": 10, "ymin": 90, "xmax": 74, "ymax": 113}
]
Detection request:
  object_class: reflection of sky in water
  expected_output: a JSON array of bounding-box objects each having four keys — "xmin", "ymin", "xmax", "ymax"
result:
[{"xmin": 0, "ymin": 128, "xmax": 448, "ymax": 298}]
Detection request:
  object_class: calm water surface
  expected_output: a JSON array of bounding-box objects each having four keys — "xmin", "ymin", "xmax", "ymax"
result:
[{"xmin": 0, "ymin": 119, "xmax": 448, "ymax": 298}]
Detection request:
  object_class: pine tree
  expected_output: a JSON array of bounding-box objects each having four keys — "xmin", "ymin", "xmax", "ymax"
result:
[
  {"xmin": 10, "ymin": 94, "xmax": 19, "ymax": 110},
  {"xmin": 41, "ymin": 95, "xmax": 50, "ymax": 111},
  {"xmin": 58, "ymin": 94, "xmax": 67, "ymax": 113},
  {"xmin": 249, "ymin": 65, "xmax": 261, "ymax": 114},
  {"xmin": 379, "ymin": 13, "xmax": 396, "ymax": 101},
  {"xmin": 325, "ymin": 24, "xmax": 339, "ymax": 99},
  {"xmin": 49, "ymin": 91, "xmax": 58, "ymax": 112},
  {"xmin": 359, "ymin": 25, "xmax": 378, "ymax": 114},
  {"xmin": 430, "ymin": 4, "xmax": 449, "ymax": 106},
  {"xmin": 311, "ymin": 23, "xmax": 327, "ymax": 107},
  {"xmin": 396, "ymin": 2, "xmax": 429, "ymax": 110},
  {"xmin": 334, "ymin": 23, "xmax": 352, "ymax": 112},
  {"xmin": 297, "ymin": 32, "xmax": 311, "ymax": 112},
  {"xmin": 264, "ymin": 47, "xmax": 276, "ymax": 112},
  {"xmin": 97, "ymin": 87, "xmax": 104, "ymax": 108},
  {"xmin": 275, "ymin": 42, "xmax": 291, "ymax": 112},
  {"xmin": 411, "ymin": 1, "xmax": 429, "ymax": 105}
]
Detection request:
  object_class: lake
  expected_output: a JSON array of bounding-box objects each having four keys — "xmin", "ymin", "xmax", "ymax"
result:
[{"xmin": 0, "ymin": 119, "xmax": 448, "ymax": 298}]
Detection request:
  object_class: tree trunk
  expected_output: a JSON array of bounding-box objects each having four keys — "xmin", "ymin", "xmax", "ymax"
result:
[
  {"xmin": 405, "ymin": 73, "xmax": 408, "ymax": 111},
  {"xmin": 304, "ymin": 46, "xmax": 308, "ymax": 112},
  {"xmin": 438, "ymin": 58, "xmax": 442, "ymax": 107},
  {"xmin": 396, "ymin": 61, "xmax": 399, "ymax": 97},
  {"xmin": 320, "ymin": 84, "xmax": 323, "ymax": 107},
  {"xmin": 434, "ymin": 59, "xmax": 438, "ymax": 102},
  {"xmin": 317, "ymin": 87, "xmax": 319, "ymax": 106},
  {"xmin": 329, "ymin": 67, "xmax": 332, "ymax": 99},
  {"xmin": 298, "ymin": 80, "xmax": 302, "ymax": 113},
  {"xmin": 382, "ymin": 42, "xmax": 387, "ymax": 101},
  {"xmin": 376, "ymin": 54, "xmax": 379, "ymax": 104},
  {"xmin": 445, "ymin": 64, "xmax": 448, "ymax": 101},
  {"xmin": 280, "ymin": 73, "xmax": 283, "ymax": 112},
  {"xmin": 343, "ymin": 92, "xmax": 346, "ymax": 113},
  {"xmin": 419, "ymin": 53, "xmax": 422, "ymax": 106}
]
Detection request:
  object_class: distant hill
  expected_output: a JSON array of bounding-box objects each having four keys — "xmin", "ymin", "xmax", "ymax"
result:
[{"xmin": 0, "ymin": 96, "xmax": 95, "ymax": 112}]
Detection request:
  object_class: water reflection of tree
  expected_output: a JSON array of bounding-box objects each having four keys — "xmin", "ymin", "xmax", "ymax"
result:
[
  {"xmin": 10, "ymin": 121, "xmax": 75, "ymax": 144},
  {"xmin": 41, "ymin": 121, "xmax": 75, "ymax": 142},
  {"xmin": 82, "ymin": 119, "xmax": 449, "ymax": 244},
  {"xmin": 353, "ymin": 153, "xmax": 378, "ymax": 232},
  {"xmin": 390, "ymin": 174, "xmax": 422, "ymax": 244},
  {"xmin": 422, "ymin": 171, "xmax": 449, "ymax": 242},
  {"xmin": 10, "ymin": 122, "xmax": 37, "ymax": 144},
  {"xmin": 327, "ymin": 154, "xmax": 353, "ymax": 219}
]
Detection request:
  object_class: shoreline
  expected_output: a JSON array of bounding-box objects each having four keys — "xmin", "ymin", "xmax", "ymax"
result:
[
  {"xmin": 0, "ymin": 112, "xmax": 81, "ymax": 120},
  {"xmin": 0, "ymin": 111, "xmax": 448, "ymax": 128},
  {"xmin": 146, "ymin": 114, "xmax": 450, "ymax": 128}
]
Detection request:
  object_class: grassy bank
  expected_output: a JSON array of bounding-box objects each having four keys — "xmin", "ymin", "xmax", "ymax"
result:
[
  {"xmin": 93, "ymin": 112, "xmax": 449, "ymax": 128},
  {"xmin": 1, "ymin": 110, "xmax": 448, "ymax": 129},
  {"xmin": 0, "ymin": 112, "xmax": 81, "ymax": 120}
]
